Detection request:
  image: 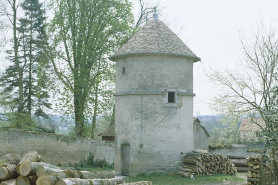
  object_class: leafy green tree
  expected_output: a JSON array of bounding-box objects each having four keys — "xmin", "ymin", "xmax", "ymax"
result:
[
  {"xmin": 0, "ymin": 0, "xmax": 25, "ymax": 127},
  {"xmin": 0, "ymin": 0, "xmax": 50, "ymax": 128},
  {"xmin": 18, "ymin": 0, "xmax": 51, "ymax": 119},
  {"xmin": 47, "ymin": 0, "xmax": 134, "ymax": 137}
]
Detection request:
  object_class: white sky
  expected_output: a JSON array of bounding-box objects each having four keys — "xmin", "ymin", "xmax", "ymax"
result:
[
  {"xmin": 1, "ymin": 0, "xmax": 278, "ymax": 116},
  {"xmin": 131, "ymin": 0, "xmax": 278, "ymax": 115}
]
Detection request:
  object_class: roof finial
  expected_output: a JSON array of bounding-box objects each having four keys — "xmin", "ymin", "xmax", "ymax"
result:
[{"xmin": 153, "ymin": 6, "xmax": 158, "ymax": 20}]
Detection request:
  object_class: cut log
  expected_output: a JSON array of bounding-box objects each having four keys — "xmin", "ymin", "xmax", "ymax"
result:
[
  {"xmin": 36, "ymin": 174, "xmax": 65, "ymax": 185},
  {"xmin": 79, "ymin": 170, "xmax": 115, "ymax": 179},
  {"xmin": 36, "ymin": 171, "xmax": 80, "ymax": 185},
  {"xmin": 0, "ymin": 164, "xmax": 18, "ymax": 180},
  {"xmin": 0, "ymin": 154, "xmax": 22, "ymax": 166},
  {"xmin": 18, "ymin": 161, "xmax": 40, "ymax": 176},
  {"xmin": 16, "ymin": 176, "xmax": 30, "ymax": 185},
  {"xmin": 236, "ymin": 167, "xmax": 248, "ymax": 172},
  {"xmin": 180, "ymin": 151, "xmax": 236, "ymax": 176},
  {"xmin": 36, "ymin": 164, "xmax": 62, "ymax": 177},
  {"xmin": 56, "ymin": 178, "xmax": 124, "ymax": 185},
  {"xmin": 36, "ymin": 167, "xmax": 63, "ymax": 177},
  {"xmin": 230, "ymin": 159, "xmax": 248, "ymax": 167},
  {"xmin": 0, "ymin": 179, "xmax": 16, "ymax": 185},
  {"xmin": 226, "ymin": 155, "xmax": 247, "ymax": 160},
  {"xmin": 19, "ymin": 161, "xmax": 60, "ymax": 177},
  {"xmin": 18, "ymin": 151, "xmax": 43, "ymax": 166},
  {"xmin": 248, "ymin": 168, "xmax": 260, "ymax": 173},
  {"xmin": 183, "ymin": 159, "xmax": 198, "ymax": 166},
  {"xmin": 253, "ymin": 165, "xmax": 260, "ymax": 169},
  {"xmin": 247, "ymin": 171, "xmax": 252, "ymax": 178},
  {"xmin": 247, "ymin": 177, "xmax": 260, "ymax": 182},
  {"xmin": 30, "ymin": 176, "xmax": 38, "ymax": 185}
]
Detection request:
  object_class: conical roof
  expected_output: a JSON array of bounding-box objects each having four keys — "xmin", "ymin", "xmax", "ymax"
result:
[{"xmin": 109, "ymin": 19, "xmax": 200, "ymax": 62}]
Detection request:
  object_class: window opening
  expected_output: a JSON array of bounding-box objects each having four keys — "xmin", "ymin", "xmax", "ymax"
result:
[
  {"xmin": 168, "ymin": 92, "xmax": 175, "ymax": 103},
  {"xmin": 122, "ymin": 67, "xmax": 126, "ymax": 75}
]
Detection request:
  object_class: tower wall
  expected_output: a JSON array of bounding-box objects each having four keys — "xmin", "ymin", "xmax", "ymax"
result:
[{"xmin": 114, "ymin": 55, "xmax": 195, "ymax": 175}]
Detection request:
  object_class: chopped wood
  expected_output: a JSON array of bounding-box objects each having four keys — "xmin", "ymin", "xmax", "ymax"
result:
[
  {"xmin": 17, "ymin": 151, "xmax": 44, "ymax": 177},
  {"xmin": 18, "ymin": 151, "xmax": 43, "ymax": 166},
  {"xmin": 36, "ymin": 172, "xmax": 70, "ymax": 185},
  {"xmin": 36, "ymin": 163, "xmax": 62, "ymax": 177},
  {"xmin": 247, "ymin": 177, "xmax": 260, "ymax": 182},
  {"xmin": 236, "ymin": 167, "xmax": 248, "ymax": 172},
  {"xmin": 246, "ymin": 156, "xmax": 261, "ymax": 185},
  {"xmin": 79, "ymin": 170, "xmax": 115, "ymax": 179},
  {"xmin": 19, "ymin": 161, "xmax": 61, "ymax": 177},
  {"xmin": 0, "ymin": 151, "xmax": 136, "ymax": 185},
  {"xmin": 179, "ymin": 151, "xmax": 236, "ymax": 176},
  {"xmin": 29, "ymin": 176, "xmax": 37, "ymax": 185},
  {"xmin": 16, "ymin": 176, "xmax": 30, "ymax": 185},
  {"xmin": 0, "ymin": 154, "xmax": 22, "ymax": 166},
  {"xmin": 56, "ymin": 177, "xmax": 123, "ymax": 185},
  {"xmin": 0, "ymin": 164, "xmax": 18, "ymax": 181},
  {"xmin": 0, "ymin": 179, "xmax": 16, "ymax": 185},
  {"xmin": 230, "ymin": 159, "xmax": 248, "ymax": 167},
  {"xmin": 226, "ymin": 155, "xmax": 248, "ymax": 160}
]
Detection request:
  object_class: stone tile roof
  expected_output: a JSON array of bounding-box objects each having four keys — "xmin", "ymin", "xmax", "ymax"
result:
[
  {"xmin": 109, "ymin": 19, "xmax": 200, "ymax": 61},
  {"xmin": 98, "ymin": 124, "xmax": 115, "ymax": 137},
  {"xmin": 238, "ymin": 118, "xmax": 265, "ymax": 131}
]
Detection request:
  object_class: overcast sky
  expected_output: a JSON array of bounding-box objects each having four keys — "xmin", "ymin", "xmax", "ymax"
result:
[
  {"xmin": 1, "ymin": 0, "xmax": 278, "ymax": 116},
  {"xmin": 131, "ymin": 0, "xmax": 278, "ymax": 115}
]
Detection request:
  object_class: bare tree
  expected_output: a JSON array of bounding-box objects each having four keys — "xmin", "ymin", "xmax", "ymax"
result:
[
  {"xmin": 134, "ymin": 0, "xmax": 161, "ymax": 28},
  {"xmin": 209, "ymin": 29, "xmax": 278, "ymax": 121},
  {"xmin": 208, "ymin": 28, "xmax": 278, "ymax": 175}
]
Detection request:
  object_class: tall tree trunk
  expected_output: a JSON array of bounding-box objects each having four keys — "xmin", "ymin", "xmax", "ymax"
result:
[
  {"xmin": 74, "ymin": 85, "xmax": 85, "ymax": 137},
  {"xmin": 27, "ymin": 16, "xmax": 33, "ymax": 116},
  {"xmin": 91, "ymin": 82, "xmax": 99, "ymax": 139},
  {"xmin": 12, "ymin": 0, "xmax": 23, "ymax": 127}
]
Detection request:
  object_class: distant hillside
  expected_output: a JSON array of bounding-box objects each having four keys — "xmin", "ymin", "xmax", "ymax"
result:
[{"xmin": 196, "ymin": 115, "xmax": 223, "ymax": 134}]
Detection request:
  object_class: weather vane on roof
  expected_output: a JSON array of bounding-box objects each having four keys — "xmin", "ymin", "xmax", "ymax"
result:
[{"xmin": 153, "ymin": 6, "xmax": 158, "ymax": 20}]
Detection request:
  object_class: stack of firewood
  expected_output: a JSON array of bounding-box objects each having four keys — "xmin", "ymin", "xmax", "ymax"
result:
[
  {"xmin": 178, "ymin": 151, "xmax": 237, "ymax": 177},
  {"xmin": 0, "ymin": 151, "xmax": 132, "ymax": 185},
  {"xmin": 227, "ymin": 155, "xmax": 248, "ymax": 172},
  {"xmin": 247, "ymin": 156, "xmax": 260, "ymax": 185}
]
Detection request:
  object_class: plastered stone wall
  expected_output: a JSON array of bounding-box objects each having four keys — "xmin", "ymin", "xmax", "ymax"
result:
[
  {"xmin": 209, "ymin": 144, "xmax": 262, "ymax": 157},
  {"xmin": 114, "ymin": 55, "xmax": 195, "ymax": 176},
  {"xmin": 194, "ymin": 123, "xmax": 209, "ymax": 150},
  {"xmin": 0, "ymin": 129, "xmax": 114, "ymax": 166}
]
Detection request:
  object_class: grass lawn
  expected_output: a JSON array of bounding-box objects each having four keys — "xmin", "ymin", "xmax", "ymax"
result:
[{"xmin": 124, "ymin": 173, "xmax": 245, "ymax": 185}]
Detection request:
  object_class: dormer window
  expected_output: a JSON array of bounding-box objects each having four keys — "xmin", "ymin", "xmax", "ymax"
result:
[{"xmin": 122, "ymin": 67, "xmax": 126, "ymax": 75}]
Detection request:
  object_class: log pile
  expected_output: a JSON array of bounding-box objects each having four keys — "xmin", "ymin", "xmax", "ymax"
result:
[
  {"xmin": 226, "ymin": 155, "xmax": 248, "ymax": 172},
  {"xmin": 0, "ymin": 151, "xmax": 138, "ymax": 185},
  {"xmin": 246, "ymin": 156, "xmax": 260, "ymax": 185},
  {"xmin": 178, "ymin": 151, "xmax": 237, "ymax": 177}
]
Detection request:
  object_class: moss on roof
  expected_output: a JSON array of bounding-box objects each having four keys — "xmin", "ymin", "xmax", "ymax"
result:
[{"xmin": 110, "ymin": 19, "xmax": 200, "ymax": 61}]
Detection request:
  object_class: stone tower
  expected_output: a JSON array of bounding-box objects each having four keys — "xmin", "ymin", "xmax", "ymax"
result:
[{"xmin": 109, "ymin": 17, "xmax": 200, "ymax": 176}]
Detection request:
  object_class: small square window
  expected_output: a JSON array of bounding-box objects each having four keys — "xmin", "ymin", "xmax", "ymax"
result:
[
  {"xmin": 122, "ymin": 67, "xmax": 126, "ymax": 75},
  {"xmin": 168, "ymin": 92, "xmax": 175, "ymax": 103}
]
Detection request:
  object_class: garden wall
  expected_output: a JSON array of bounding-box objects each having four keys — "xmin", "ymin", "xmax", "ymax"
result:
[
  {"xmin": 0, "ymin": 129, "xmax": 115, "ymax": 166},
  {"xmin": 209, "ymin": 144, "xmax": 263, "ymax": 157}
]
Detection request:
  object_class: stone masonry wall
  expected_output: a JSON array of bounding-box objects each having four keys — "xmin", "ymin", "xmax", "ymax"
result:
[
  {"xmin": 209, "ymin": 144, "xmax": 262, "ymax": 157},
  {"xmin": 0, "ymin": 129, "xmax": 114, "ymax": 166}
]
